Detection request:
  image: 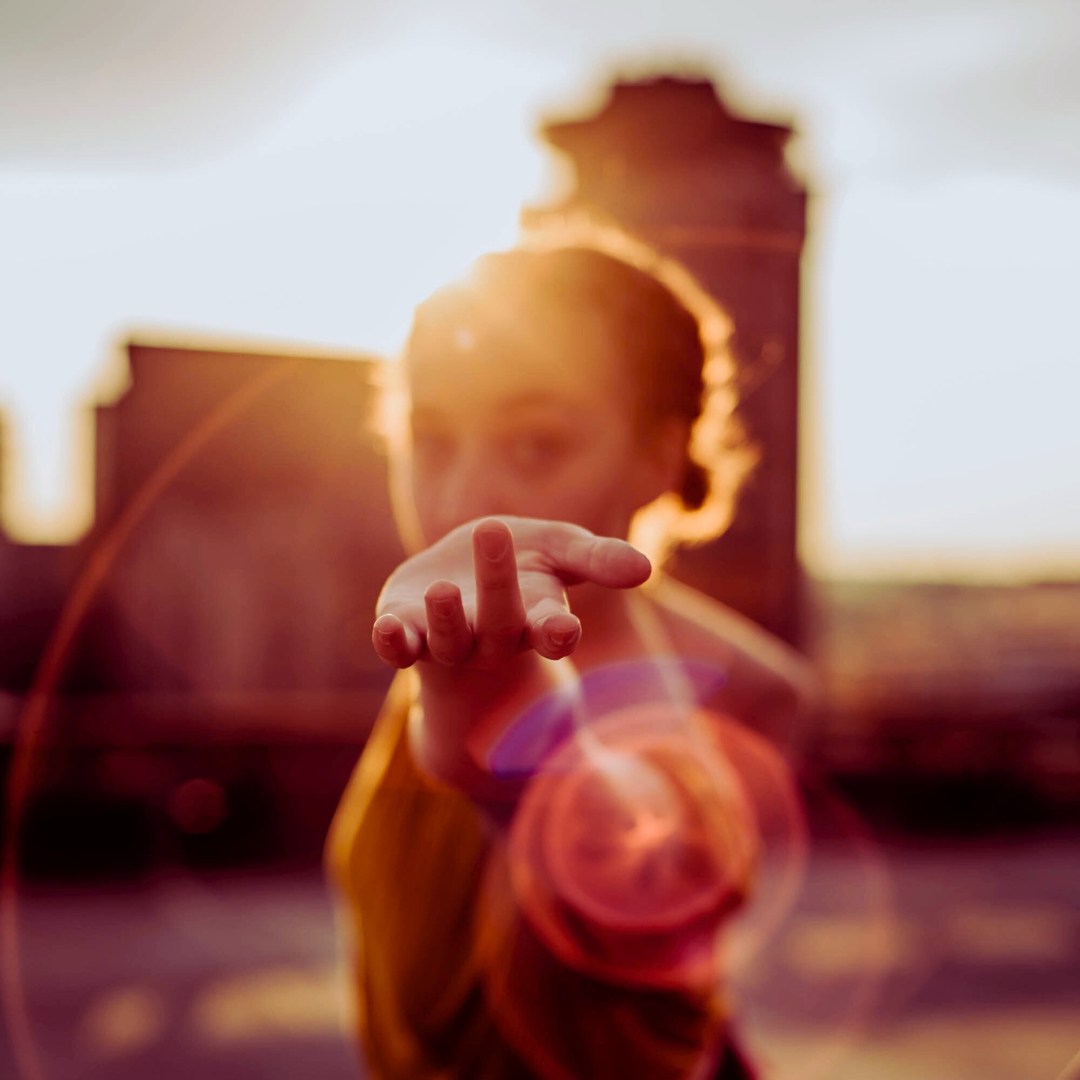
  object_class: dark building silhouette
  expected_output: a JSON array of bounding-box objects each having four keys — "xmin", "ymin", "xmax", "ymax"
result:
[
  {"xmin": 1, "ymin": 343, "xmax": 402, "ymax": 874},
  {"xmin": 85, "ymin": 343, "xmax": 401, "ymax": 702},
  {"xmin": 525, "ymin": 76, "xmax": 807, "ymax": 645}
]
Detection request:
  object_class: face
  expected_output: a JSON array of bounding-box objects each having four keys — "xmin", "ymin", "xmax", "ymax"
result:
[{"xmin": 394, "ymin": 306, "xmax": 675, "ymax": 549}]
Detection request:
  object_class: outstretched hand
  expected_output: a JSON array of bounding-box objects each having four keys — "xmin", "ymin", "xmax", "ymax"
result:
[{"xmin": 372, "ymin": 517, "xmax": 652, "ymax": 672}]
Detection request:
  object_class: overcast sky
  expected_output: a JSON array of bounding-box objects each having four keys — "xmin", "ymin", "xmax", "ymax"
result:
[{"xmin": 1, "ymin": 0, "xmax": 1078, "ymax": 578}]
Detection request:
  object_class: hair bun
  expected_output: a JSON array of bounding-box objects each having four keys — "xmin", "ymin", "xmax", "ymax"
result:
[{"xmin": 679, "ymin": 460, "xmax": 710, "ymax": 511}]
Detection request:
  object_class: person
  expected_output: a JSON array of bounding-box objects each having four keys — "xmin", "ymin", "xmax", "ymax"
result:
[{"xmin": 325, "ymin": 222, "xmax": 815, "ymax": 1080}]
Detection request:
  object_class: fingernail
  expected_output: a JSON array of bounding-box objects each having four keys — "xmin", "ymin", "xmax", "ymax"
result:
[
  {"xmin": 476, "ymin": 526, "xmax": 510, "ymax": 561},
  {"xmin": 374, "ymin": 623, "xmax": 396, "ymax": 644},
  {"xmin": 430, "ymin": 595, "xmax": 456, "ymax": 618},
  {"xmin": 550, "ymin": 626, "xmax": 579, "ymax": 648}
]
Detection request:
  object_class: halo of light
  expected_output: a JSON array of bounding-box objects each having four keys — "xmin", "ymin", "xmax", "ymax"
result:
[{"xmin": 508, "ymin": 701, "xmax": 760, "ymax": 990}]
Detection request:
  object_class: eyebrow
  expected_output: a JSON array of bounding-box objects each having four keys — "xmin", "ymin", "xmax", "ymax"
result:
[
  {"xmin": 411, "ymin": 392, "xmax": 581, "ymax": 422},
  {"xmin": 494, "ymin": 392, "xmax": 581, "ymax": 414}
]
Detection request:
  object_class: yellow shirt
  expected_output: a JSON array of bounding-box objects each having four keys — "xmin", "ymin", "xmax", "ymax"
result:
[{"xmin": 325, "ymin": 672, "xmax": 736, "ymax": 1080}]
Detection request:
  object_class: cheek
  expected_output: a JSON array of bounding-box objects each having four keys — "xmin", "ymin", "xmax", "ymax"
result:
[
  {"xmin": 387, "ymin": 450, "xmax": 427, "ymax": 553},
  {"xmin": 408, "ymin": 471, "xmax": 437, "ymax": 536},
  {"xmin": 407, "ymin": 463, "xmax": 465, "ymax": 546}
]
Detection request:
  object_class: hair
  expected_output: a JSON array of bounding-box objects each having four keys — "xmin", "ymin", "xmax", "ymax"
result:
[{"xmin": 375, "ymin": 215, "xmax": 758, "ymax": 566}]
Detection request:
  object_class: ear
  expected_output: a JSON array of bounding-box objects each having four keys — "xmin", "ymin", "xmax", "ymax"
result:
[{"xmin": 633, "ymin": 415, "xmax": 691, "ymax": 509}]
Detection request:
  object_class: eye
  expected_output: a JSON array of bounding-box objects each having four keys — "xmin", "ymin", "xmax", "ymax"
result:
[
  {"xmin": 411, "ymin": 427, "xmax": 454, "ymax": 465},
  {"xmin": 505, "ymin": 431, "xmax": 570, "ymax": 472}
]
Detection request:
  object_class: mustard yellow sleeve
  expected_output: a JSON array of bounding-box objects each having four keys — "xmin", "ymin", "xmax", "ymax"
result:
[{"xmin": 326, "ymin": 673, "xmax": 520, "ymax": 1079}]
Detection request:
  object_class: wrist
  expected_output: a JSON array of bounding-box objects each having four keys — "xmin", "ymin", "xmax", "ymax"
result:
[{"xmin": 409, "ymin": 652, "xmax": 566, "ymax": 820}]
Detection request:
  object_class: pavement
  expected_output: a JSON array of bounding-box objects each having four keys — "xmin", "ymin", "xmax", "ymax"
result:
[{"xmin": 2, "ymin": 832, "xmax": 1079, "ymax": 1080}]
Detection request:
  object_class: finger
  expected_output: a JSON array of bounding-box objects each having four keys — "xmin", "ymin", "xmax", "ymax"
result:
[
  {"xmin": 372, "ymin": 613, "xmax": 424, "ymax": 668},
  {"xmin": 545, "ymin": 529, "xmax": 652, "ymax": 589},
  {"xmin": 473, "ymin": 518, "xmax": 527, "ymax": 664},
  {"xmin": 525, "ymin": 596, "xmax": 581, "ymax": 660},
  {"xmin": 424, "ymin": 580, "xmax": 474, "ymax": 665}
]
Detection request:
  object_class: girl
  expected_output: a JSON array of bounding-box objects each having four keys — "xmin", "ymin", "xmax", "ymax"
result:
[{"xmin": 327, "ymin": 224, "xmax": 814, "ymax": 1080}]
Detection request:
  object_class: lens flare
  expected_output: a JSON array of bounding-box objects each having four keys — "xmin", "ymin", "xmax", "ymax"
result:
[{"xmin": 507, "ymin": 700, "xmax": 760, "ymax": 990}]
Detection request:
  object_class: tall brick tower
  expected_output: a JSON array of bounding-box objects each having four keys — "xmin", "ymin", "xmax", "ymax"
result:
[{"xmin": 524, "ymin": 76, "xmax": 807, "ymax": 645}]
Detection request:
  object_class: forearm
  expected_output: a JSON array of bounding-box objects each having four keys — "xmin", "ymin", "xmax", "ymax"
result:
[{"xmin": 409, "ymin": 652, "xmax": 566, "ymax": 822}]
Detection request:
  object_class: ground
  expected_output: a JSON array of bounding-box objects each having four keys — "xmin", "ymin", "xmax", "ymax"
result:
[{"xmin": 4, "ymin": 832, "xmax": 1079, "ymax": 1080}]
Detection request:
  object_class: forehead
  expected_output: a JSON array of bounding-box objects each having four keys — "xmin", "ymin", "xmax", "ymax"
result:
[{"xmin": 404, "ymin": 291, "xmax": 625, "ymax": 417}]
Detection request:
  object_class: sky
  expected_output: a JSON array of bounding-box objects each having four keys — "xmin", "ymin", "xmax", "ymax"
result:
[{"xmin": 0, "ymin": 0, "xmax": 1078, "ymax": 579}]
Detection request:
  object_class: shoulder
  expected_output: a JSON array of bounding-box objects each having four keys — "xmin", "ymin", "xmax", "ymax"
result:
[{"xmin": 643, "ymin": 574, "xmax": 818, "ymax": 742}]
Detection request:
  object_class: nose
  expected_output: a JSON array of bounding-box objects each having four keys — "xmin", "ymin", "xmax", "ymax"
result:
[{"xmin": 434, "ymin": 446, "xmax": 513, "ymax": 537}]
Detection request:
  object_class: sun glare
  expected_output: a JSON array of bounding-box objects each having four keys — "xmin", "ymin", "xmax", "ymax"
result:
[{"xmin": 0, "ymin": 23, "xmax": 564, "ymax": 543}]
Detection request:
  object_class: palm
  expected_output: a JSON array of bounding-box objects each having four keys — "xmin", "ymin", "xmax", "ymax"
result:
[{"xmin": 373, "ymin": 516, "xmax": 651, "ymax": 671}]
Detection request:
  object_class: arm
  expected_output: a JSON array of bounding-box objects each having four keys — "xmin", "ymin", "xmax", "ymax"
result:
[
  {"xmin": 370, "ymin": 518, "xmax": 753, "ymax": 1078},
  {"xmin": 372, "ymin": 516, "xmax": 650, "ymax": 818}
]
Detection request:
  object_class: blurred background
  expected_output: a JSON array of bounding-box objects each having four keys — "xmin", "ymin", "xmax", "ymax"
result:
[{"xmin": 1, "ymin": 2, "xmax": 1078, "ymax": 1078}]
